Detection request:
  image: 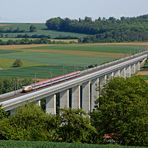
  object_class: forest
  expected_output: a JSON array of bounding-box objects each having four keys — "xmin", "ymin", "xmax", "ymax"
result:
[{"xmin": 46, "ymin": 14, "xmax": 148, "ymax": 42}]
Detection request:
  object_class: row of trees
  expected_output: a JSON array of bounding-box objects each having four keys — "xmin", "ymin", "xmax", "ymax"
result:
[
  {"xmin": 0, "ymin": 76, "xmax": 147, "ymax": 145},
  {"xmin": 46, "ymin": 14, "xmax": 148, "ymax": 42},
  {"xmin": 0, "ymin": 25, "xmax": 37, "ymax": 33},
  {"xmin": 0, "ymin": 38, "xmax": 49, "ymax": 45},
  {"xmin": 0, "ymin": 78, "xmax": 33, "ymax": 94},
  {"xmin": 0, "ymin": 38, "xmax": 78, "ymax": 45},
  {"xmin": 0, "ymin": 105, "xmax": 96, "ymax": 143}
]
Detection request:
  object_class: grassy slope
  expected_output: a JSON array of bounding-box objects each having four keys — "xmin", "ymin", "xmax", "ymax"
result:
[{"xmin": 0, "ymin": 141, "xmax": 147, "ymax": 148}]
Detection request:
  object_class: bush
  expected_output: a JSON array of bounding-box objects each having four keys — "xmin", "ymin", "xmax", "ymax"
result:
[
  {"xmin": 12, "ymin": 59, "xmax": 23, "ymax": 67},
  {"xmin": 91, "ymin": 77, "xmax": 148, "ymax": 145}
]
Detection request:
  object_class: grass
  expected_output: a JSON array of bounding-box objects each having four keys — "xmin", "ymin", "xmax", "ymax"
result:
[
  {"xmin": 0, "ymin": 50, "xmax": 114, "ymax": 65},
  {"xmin": 30, "ymin": 44, "xmax": 147, "ymax": 54},
  {"xmin": 0, "ymin": 43, "xmax": 147, "ymax": 79},
  {"xmin": 0, "ymin": 65, "xmax": 85, "ymax": 78},
  {"xmin": 143, "ymin": 75, "xmax": 148, "ymax": 80},
  {"xmin": 0, "ymin": 49, "xmax": 19, "ymax": 54},
  {"xmin": 0, "ymin": 141, "xmax": 147, "ymax": 148}
]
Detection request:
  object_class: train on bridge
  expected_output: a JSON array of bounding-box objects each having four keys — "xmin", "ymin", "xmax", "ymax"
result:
[{"xmin": 22, "ymin": 71, "xmax": 81, "ymax": 93}]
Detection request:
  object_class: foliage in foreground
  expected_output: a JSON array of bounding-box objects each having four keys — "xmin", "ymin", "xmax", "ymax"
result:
[
  {"xmin": 91, "ymin": 77, "xmax": 148, "ymax": 145},
  {"xmin": 0, "ymin": 105, "xmax": 96, "ymax": 143},
  {"xmin": 0, "ymin": 76, "xmax": 148, "ymax": 146}
]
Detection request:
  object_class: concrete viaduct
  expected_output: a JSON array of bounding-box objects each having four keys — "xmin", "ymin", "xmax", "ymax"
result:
[{"xmin": 0, "ymin": 51, "xmax": 148, "ymax": 114}]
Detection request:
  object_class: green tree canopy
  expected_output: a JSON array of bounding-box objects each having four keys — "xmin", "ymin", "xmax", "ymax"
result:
[
  {"xmin": 0, "ymin": 104, "xmax": 52, "ymax": 141},
  {"xmin": 12, "ymin": 59, "xmax": 23, "ymax": 67},
  {"xmin": 46, "ymin": 14, "xmax": 148, "ymax": 42},
  {"xmin": 57, "ymin": 109, "xmax": 97, "ymax": 143},
  {"xmin": 29, "ymin": 25, "xmax": 37, "ymax": 32},
  {"xmin": 91, "ymin": 76, "xmax": 148, "ymax": 145}
]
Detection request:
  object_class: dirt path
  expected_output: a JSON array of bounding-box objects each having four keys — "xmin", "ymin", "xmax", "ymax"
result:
[{"xmin": 0, "ymin": 44, "xmax": 49, "ymax": 50}]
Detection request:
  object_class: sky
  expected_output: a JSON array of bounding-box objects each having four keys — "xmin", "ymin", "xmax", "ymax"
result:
[{"xmin": 0, "ymin": 0, "xmax": 148, "ymax": 23}]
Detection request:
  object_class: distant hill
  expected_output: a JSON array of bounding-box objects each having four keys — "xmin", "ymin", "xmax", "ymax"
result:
[{"xmin": 46, "ymin": 14, "xmax": 148, "ymax": 42}]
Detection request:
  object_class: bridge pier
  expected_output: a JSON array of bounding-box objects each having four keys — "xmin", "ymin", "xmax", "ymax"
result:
[
  {"xmin": 9, "ymin": 109, "xmax": 16, "ymax": 116},
  {"xmin": 60, "ymin": 90, "xmax": 69, "ymax": 109},
  {"xmin": 125, "ymin": 66, "xmax": 131, "ymax": 77},
  {"xmin": 91, "ymin": 78, "xmax": 99, "ymax": 111},
  {"xmin": 114, "ymin": 70, "xmax": 121, "ymax": 77},
  {"xmin": 99, "ymin": 75, "xmax": 107, "ymax": 95},
  {"xmin": 35, "ymin": 100, "xmax": 41, "ymax": 106},
  {"xmin": 131, "ymin": 64, "xmax": 136, "ymax": 75},
  {"xmin": 120, "ymin": 68, "xmax": 126, "ymax": 78},
  {"xmin": 71, "ymin": 85, "xmax": 80, "ymax": 109},
  {"xmin": 82, "ymin": 81, "xmax": 91, "ymax": 113},
  {"xmin": 46, "ymin": 94, "xmax": 56, "ymax": 114},
  {"xmin": 140, "ymin": 58, "xmax": 147, "ymax": 67},
  {"xmin": 137, "ymin": 62, "xmax": 141, "ymax": 71}
]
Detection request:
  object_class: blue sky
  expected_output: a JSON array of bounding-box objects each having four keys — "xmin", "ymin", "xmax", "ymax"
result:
[{"xmin": 0, "ymin": 0, "xmax": 148, "ymax": 23}]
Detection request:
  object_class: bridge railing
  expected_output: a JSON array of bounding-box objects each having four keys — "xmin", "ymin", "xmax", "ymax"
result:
[{"xmin": 0, "ymin": 89, "xmax": 22, "ymax": 101}]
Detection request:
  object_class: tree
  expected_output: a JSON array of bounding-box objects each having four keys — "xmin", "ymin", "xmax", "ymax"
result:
[
  {"xmin": 5, "ymin": 104, "xmax": 51, "ymax": 140},
  {"xmin": 57, "ymin": 109, "xmax": 97, "ymax": 143},
  {"xmin": 29, "ymin": 25, "xmax": 37, "ymax": 32},
  {"xmin": 12, "ymin": 59, "xmax": 23, "ymax": 67},
  {"xmin": 91, "ymin": 77, "xmax": 148, "ymax": 145},
  {"xmin": 0, "ymin": 107, "xmax": 8, "ymax": 120}
]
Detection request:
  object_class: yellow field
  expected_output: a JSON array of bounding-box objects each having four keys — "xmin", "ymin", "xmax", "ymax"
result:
[{"xmin": 0, "ymin": 42, "xmax": 148, "ymax": 50}]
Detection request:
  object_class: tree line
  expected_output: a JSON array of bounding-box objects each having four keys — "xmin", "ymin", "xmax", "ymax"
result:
[
  {"xmin": 0, "ymin": 38, "xmax": 78, "ymax": 45},
  {"xmin": 0, "ymin": 25, "xmax": 37, "ymax": 34},
  {"xmin": 0, "ymin": 76, "xmax": 147, "ymax": 145},
  {"xmin": 0, "ymin": 38, "xmax": 50, "ymax": 45},
  {"xmin": 46, "ymin": 14, "xmax": 148, "ymax": 42},
  {"xmin": 0, "ymin": 78, "xmax": 33, "ymax": 94}
]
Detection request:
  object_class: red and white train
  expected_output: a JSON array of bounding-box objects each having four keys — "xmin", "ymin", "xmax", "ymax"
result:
[{"xmin": 22, "ymin": 71, "xmax": 81, "ymax": 93}]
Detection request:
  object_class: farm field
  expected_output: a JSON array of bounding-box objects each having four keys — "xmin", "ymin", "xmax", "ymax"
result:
[
  {"xmin": 0, "ymin": 43, "xmax": 148, "ymax": 79},
  {"xmin": 0, "ymin": 141, "xmax": 147, "ymax": 148},
  {"xmin": 0, "ymin": 23, "xmax": 87, "ymax": 38}
]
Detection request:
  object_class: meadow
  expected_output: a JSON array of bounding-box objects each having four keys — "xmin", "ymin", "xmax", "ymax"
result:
[
  {"xmin": 0, "ymin": 141, "xmax": 147, "ymax": 148},
  {"xmin": 0, "ymin": 43, "xmax": 148, "ymax": 79}
]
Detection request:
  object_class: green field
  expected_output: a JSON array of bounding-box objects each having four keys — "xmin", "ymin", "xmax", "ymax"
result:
[
  {"xmin": 0, "ymin": 43, "xmax": 147, "ymax": 79},
  {"xmin": 0, "ymin": 141, "xmax": 147, "ymax": 148},
  {"xmin": 0, "ymin": 23, "xmax": 87, "ymax": 38},
  {"xmin": 0, "ymin": 65, "xmax": 85, "ymax": 78},
  {"xmin": 29, "ymin": 44, "xmax": 147, "ymax": 53}
]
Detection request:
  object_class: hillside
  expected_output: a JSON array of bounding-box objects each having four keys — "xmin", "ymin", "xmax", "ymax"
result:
[{"xmin": 46, "ymin": 14, "xmax": 148, "ymax": 42}]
